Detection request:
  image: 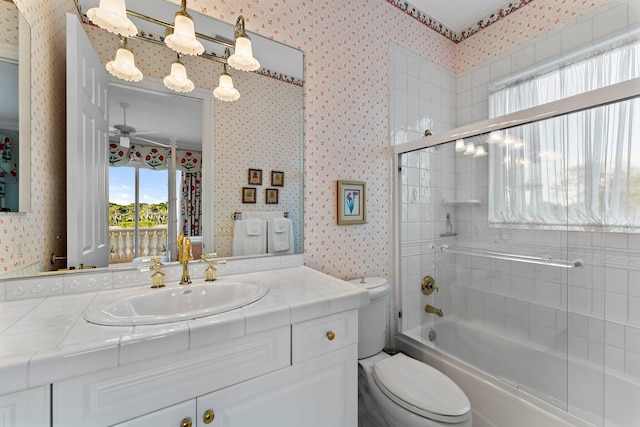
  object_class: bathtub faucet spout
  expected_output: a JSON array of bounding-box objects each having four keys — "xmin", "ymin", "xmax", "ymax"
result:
[{"xmin": 425, "ymin": 304, "xmax": 444, "ymax": 317}]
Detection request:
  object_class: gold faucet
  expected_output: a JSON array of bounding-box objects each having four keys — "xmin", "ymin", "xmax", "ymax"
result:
[
  {"xmin": 177, "ymin": 232, "xmax": 193, "ymax": 285},
  {"xmin": 425, "ymin": 304, "xmax": 444, "ymax": 317}
]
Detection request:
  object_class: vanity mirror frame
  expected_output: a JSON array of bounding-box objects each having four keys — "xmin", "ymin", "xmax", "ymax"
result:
[{"xmin": 0, "ymin": 6, "xmax": 31, "ymax": 213}]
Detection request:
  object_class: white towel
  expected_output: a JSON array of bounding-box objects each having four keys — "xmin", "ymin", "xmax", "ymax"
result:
[
  {"xmin": 232, "ymin": 220, "xmax": 267, "ymax": 256},
  {"xmin": 245, "ymin": 219, "xmax": 262, "ymax": 236},
  {"xmin": 268, "ymin": 217, "xmax": 294, "ymax": 254}
]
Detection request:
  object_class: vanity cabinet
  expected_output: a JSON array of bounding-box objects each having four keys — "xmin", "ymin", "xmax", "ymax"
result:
[
  {"xmin": 0, "ymin": 386, "xmax": 50, "ymax": 427},
  {"xmin": 52, "ymin": 310, "xmax": 358, "ymax": 427}
]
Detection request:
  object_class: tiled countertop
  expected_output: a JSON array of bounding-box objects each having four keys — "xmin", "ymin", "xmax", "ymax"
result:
[{"xmin": 0, "ymin": 265, "xmax": 369, "ymax": 396}]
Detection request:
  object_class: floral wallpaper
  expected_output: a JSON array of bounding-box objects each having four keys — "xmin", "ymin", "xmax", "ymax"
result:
[
  {"xmin": 0, "ymin": 0, "xmax": 614, "ymax": 277},
  {"xmin": 0, "ymin": 2, "xmax": 18, "ymax": 45},
  {"xmin": 0, "ymin": 0, "xmax": 74, "ymax": 273}
]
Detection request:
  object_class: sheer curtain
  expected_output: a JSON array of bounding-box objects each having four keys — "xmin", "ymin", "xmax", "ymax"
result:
[{"xmin": 488, "ymin": 40, "xmax": 640, "ymax": 231}]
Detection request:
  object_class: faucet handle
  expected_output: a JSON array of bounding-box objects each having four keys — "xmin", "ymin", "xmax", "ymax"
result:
[{"xmin": 150, "ymin": 258, "xmax": 165, "ymax": 288}]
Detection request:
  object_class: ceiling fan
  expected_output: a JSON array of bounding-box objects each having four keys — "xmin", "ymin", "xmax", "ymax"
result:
[{"xmin": 109, "ymin": 102, "xmax": 168, "ymax": 148}]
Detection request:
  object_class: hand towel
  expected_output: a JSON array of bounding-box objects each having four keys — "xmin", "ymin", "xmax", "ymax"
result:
[
  {"xmin": 268, "ymin": 217, "xmax": 293, "ymax": 253},
  {"xmin": 245, "ymin": 218, "xmax": 262, "ymax": 236},
  {"xmin": 232, "ymin": 220, "xmax": 267, "ymax": 256}
]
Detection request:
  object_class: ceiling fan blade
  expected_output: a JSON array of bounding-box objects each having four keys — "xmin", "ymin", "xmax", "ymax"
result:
[
  {"xmin": 132, "ymin": 130, "xmax": 160, "ymax": 136},
  {"xmin": 133, "ymin": 136, "xmax": 170, "ymax": 148}
]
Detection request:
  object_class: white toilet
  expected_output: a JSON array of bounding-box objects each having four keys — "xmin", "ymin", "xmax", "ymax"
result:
[{"xmin": 350, "ymin": 277, "xmax": 472, "ymax": 427}]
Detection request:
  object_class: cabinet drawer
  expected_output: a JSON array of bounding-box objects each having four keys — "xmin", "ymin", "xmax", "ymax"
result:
[{"xmin": 292, "ymin": 309, "xmax": 357, "ymax": 363}]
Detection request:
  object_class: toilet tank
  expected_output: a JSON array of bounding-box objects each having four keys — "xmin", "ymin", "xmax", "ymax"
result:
[{"xmin": 348, "ymin": 277, "xmax": 390, "ymax": 359}]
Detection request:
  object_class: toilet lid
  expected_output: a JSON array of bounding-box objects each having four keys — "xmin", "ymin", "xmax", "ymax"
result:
[
  {"xmin": 347, "ymin": 277, "xmax": 389, "ymax": 301},
  {"xmin": 372, "ymin": 353, "xmax": 471, "ymax": 423}
]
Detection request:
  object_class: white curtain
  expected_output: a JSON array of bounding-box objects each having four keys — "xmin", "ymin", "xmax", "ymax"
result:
[{"xmin": 488, "ymin": 40, "xmax": 640, "ymax": 231}]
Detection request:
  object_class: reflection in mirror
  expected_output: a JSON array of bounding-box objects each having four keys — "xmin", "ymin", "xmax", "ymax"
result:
[
  {"xmin": 0, "ymin": 1, "xmax": 30, "ymax": 213},
  {"xmin": 39, "ymin": 1, "xmax": 303, "ymax": 277}
]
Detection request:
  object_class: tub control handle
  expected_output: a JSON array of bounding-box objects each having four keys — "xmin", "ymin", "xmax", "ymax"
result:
[
  {"xmin": 326, "ymin": 331, "xmax": 336, "ymax": 341},
  {"xmin": 421, "ymin": 276, "xmax": 439, "ymax": 295}
]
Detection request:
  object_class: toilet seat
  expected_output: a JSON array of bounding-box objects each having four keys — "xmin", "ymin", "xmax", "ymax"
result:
[{"xmin": 372, "ymin": 353, "xmax": 471, "ymax": 424}]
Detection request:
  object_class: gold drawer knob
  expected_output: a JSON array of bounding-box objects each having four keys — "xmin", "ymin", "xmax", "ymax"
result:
[
  {"xmin": 203, "ymin": 409, "xmax": 215, "ymax": 424},
  {"xmin": 180, "ymin": 418, "xmax": 192, "ymax": 427},
  {"xmin": 326, "ymin": 331, "xmax": 335, "ymax": 341}
]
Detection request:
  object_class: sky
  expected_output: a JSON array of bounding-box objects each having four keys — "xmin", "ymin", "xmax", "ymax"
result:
[{"xmin": 109, "ymin": 167, "xmax": 170, "ymax": 205}]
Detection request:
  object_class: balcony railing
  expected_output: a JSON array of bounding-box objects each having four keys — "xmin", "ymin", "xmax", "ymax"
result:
[{"xmin": 109, "ymin": 227, "xmax": 168, "ymax": 264}]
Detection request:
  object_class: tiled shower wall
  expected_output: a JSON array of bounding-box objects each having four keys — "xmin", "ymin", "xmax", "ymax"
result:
[
  {"xmin": 390, "ymin": 44, "xmax": 457, "ymax": 335},
  {"xmin": 395, "ymin": 0, "xmax": 640, "ymax": 418}
]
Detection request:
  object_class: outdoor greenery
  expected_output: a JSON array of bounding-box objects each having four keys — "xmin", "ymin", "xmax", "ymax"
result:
[{"xmin": 109, "ymin": 202, "xmax": 169, "ymax": 228}]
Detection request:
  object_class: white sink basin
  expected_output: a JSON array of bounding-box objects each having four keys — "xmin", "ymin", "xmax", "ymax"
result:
[{"xmin": 83, "ymin": 281, "xmax": 269, "ymax": 326}]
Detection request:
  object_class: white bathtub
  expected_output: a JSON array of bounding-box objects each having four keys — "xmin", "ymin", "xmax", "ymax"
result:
[{"xmin": 398, "ymin": 320, "xmax": 640, "ymax": 427}]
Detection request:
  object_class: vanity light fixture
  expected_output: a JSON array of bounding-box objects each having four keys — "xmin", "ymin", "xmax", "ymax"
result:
[
  {"xmin": 87, "ymin": 0, "xmax": 137, "ymax": 37},
  {"xmin": 106, "ymin": 37, "xmax": 143, "ymax": 82},
  {"xmin": 213, "ymin": 48, "xmax": 240, "ymax": 102},
  {"xmin": 163, "ymin": 55, "xmax": 195, "ymax": 93},
  {"xmin": 463, "ymin": 142, "xmax": 476, "ymax": 156},
  {"xmin": 473, "ymin": 145, "xmax": 487, "ymax": 157},
  {"xmin": 455, "ymin": 139, "xmax": 466, "ymax": 152},
  {"xmin": 165, "ymin": 0, "xmax": 204, "ymax": 56},
  {"xmin": 228, "ymin": 16, "xmax": 260, "ymax": 72}
]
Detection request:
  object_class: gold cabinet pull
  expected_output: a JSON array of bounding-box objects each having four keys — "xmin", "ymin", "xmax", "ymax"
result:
[
  {"xmin": 326, "ymin": 331, "xmax": 335, "ymax": 341},
  {"xmin": 180, "ymin": 418, "xmax": 192, "ymax": 427},
  {"xmin": 203, "ymin": 409, "xmax": 215, "ymax": 424}
]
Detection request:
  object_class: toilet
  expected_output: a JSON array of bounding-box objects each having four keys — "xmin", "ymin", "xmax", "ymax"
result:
[{"xmin": 350, "ymin": 277, "xmax": 472, "ymax": 427}]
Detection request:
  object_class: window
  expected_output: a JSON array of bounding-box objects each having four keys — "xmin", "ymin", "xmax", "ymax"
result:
[{"xmin": 487, "ymin": 39, "xmax": 640, "ymax": 231}]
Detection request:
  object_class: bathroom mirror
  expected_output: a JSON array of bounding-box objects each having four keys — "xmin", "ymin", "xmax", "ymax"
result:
[
  {"xmin": 72, "ymin": 0, "xmax": 304, "ymax": 266},
  {"xmin": 2, "ymin": 1, "xmax": 303, "ymax": 277},
  {"xmin": 0, "ymin": 1, "xmax": 31, "ymax": 213}
]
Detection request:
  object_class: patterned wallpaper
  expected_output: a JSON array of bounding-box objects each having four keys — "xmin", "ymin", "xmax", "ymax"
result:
[
  {"xmin": 454, "ymin": 0, "xmax": 612, "ymax": 72},
  {"xmin": 0, "ymin": 0, "xmax": 73, "ymax": 273},
  {"xmin": 0, "ymin": 2, "xmax": 18, "ymax": 45},
  {"xmin": 0, "ymin": 0, "xmax": 613, "ymax": 278}
]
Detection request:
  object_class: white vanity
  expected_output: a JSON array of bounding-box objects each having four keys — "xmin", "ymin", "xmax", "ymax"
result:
[{"xmin": 0, "ymin": 257, "xmax": 368, "ymax": 427}]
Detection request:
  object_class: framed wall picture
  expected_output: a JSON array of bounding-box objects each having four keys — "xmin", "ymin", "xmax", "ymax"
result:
[
  {"xmin": 337, "ymin": 180, "xmax": 366, "ymax": 225},
  {"xmin": 266, "ymin": 188, "xmax": 279, "ymax": 204},
  {"xmin": 248, "ymin": 168, "xmax": 263, "ymax": 185},
  {"xmin": 271, "ymin": 170, "xmax": 284, "ymax": 187},
  {"xmin": 242, "ymin": 187, "xmax": 257, "ymax": 203}
]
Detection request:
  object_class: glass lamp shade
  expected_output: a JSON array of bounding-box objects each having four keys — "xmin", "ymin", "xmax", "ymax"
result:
[
  {"xmin": 87, "ymin": 0, "xmax": 137, "ymax": 37},
  {"xmin": 473, "ymin": 145, "xmax": 487, "ymax": 157},
  {"xmin": 163, "ymin": 61, "xmax": 194, "ymax": 93},
  {"xmin": 213, "ymin": 73, "xmax": 240, "ymax": 102},
  {"xmin": 228, "ymin": 37, "xmax": 260, "ymax": 71},
  {"xmin": 106, "ymin": 47, "xmax": 143, "ymax": 82},
  {"xmin": 463, "ymin": 142, "xmax": 476, "ymax": 156},
  {"xmin": 455, "ymin": 139, "xmax": 466, "ymax": 152},
  {"xmin": 165, "ymin": 14, "xmax": 204, "ymax": 56}
]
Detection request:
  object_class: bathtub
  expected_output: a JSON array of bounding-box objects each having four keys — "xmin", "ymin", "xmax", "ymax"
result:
[{"xmin": 398, "ymin": 319, "xmax": 640, "ymax": 427}]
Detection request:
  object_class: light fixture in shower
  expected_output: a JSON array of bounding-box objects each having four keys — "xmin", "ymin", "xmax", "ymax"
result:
[
  {"xmin": 463, "ymin": 142, "xmax": 476, "ymax": 156},
  {"xmin": 473, "ymin": 145, "xmax": 487, "ymax": 157}
]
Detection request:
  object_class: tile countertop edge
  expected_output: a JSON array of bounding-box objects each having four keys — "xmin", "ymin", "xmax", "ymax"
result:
[{"xmin": 0, "ymin": 266, "xmax": 370, "ymax": 396}]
